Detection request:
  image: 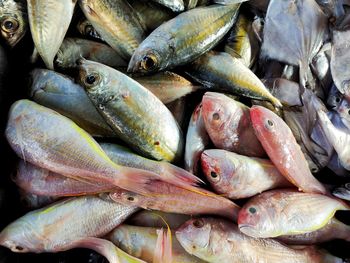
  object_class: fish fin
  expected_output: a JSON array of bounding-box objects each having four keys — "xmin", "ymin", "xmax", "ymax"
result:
[
  {"xmin": 159, "ymin": 161, "xmax": 204, "ymax": 186},
  {"xmin": 69, "ymin": 237, "xmax": 146, "ymax": 263},
  {"xmin": 153, "ymin": 226, "xmax": 172, "ymax": 263}
]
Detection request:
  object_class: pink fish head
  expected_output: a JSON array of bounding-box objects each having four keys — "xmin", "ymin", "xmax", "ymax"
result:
[
  {"xmin": 238, "ymin": 203, "xmax": 266, "ymax": 238},
  {"xmin": 250, "ymin": 105, "xmax": 279, "ymax": 140}
]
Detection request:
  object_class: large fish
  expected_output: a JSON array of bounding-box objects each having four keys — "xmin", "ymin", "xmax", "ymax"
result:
[
  {"xmin": 250, "ymin": 105, "xmax": 327, "ymax": 194},
  {"xmin": 27, "ymin": 0, "xmax": 77, "ymax": 69},
  {"xmin": 188, "ymin": 52, "xmax": 282, "ymax": 107},
  {"xmin": 5, "ymin": 100, "xmax": 199, "ymax": 196},
  {"xmin": 128, "ymin": 4, "xmax": 240, "ymax": 74},
  {"xmin": 0, "ymin": 0, "xmax": 28, "ymax": 47},
  {"xmin": 0, "ymin": 195, "xmax": 142, "ymax": 263},
  {"xmin": 79, "ymin": 0, "xmax": 146, "ymax": 60},
  {"xmin": 201, "ymin": 149, "xmax": 291, "ymax": 199},
  {"xmin": 238, "ymin": 189, "xmax": 349, "ymax": 238},
  {"xmin": 176, "ymin": 217, "xmax": 342, "ymax": 263},
  {"xmin": 78, "ymin": 59, "xmax": 184, "ymax": 162},
  {"xmin": 202, "ymin": 92, "xmax": 265, "ymax": 157},
  {"xmin": 108, "ymin": 225, "xmax": 204, "ymax": 262}
]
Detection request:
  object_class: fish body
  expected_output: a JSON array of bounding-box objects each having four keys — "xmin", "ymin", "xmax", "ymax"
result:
[
  {"xmin": 188, "ymin": 52, "xmax": 282, "ymax": 107},
  {"xmin": 29, "ymin": 69, "xmax": 115, "ymax": 137},
  {"xmin": 55, "ymin": 38, "xmax": 126, "ymax": 69},
  {"xmin": 0, "ymin": 0, "xmax": 28, "ymax": 46},
  {"xmin": 184, "ymin": 103, "xmax": 210, "ymax": 174},
  {"xmin": 202, "ymin": 92, "xmax": 265, "ymax": 157},
  {"xmin": 238, "ymin": 189, "xmax": 349, "ymax": 238},
  {"xmin": 250, "ymin": 105, "xmax": 326, "ymax": 194},
  {"xmin": 78, "ymin": 59, "xmax": 183, "ymax": 162},
  {"xmin": 108, "ymin": 225, "xmax": 204, "ymax": 262},
  {"xmin": 79, "ymin": 0, "xmax": 146, "ymax": 60},
  {"xmin": 128, "ymin": 4, "xmax": 240, "ymax": 73},
  {"xmin": 176, "ymin": 218, "xmax": 341, "ymax": 263},
  {"xmin": 27, "ymin": 0, "xmax": 77, "ymax": 69},
  {"xmin": 201, "ymin": 149, "xmax": 291, "ymax": 199}
]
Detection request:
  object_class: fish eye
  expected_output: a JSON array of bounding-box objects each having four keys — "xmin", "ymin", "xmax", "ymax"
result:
[
  {"xmin": 84, "ymin": 72, "xmax": 100, "ymax": 87},
  {"xmin": 347, "ymin": 109, "xmax": 350, "ymax": 115},
  {"xmin": 85, "ymin": 25, "xmax": 94, "ymax": 35},
  {"xmin": 1, "ymin": 18, "xmax": 19, "ymax": 33},
  {"xmin": 212, "ymin": 113, "xmax": 220, "ymax": 121},
  {"xmin": 335, "ymin": 97, "xmax": 341, "ymax": 103},
  {"xmin": 15, "ymin": 245, "xmax": 24, "ymax": 251},
  {"xmin": 192, "ymin": 219, "xmax": 204, "ymax": 228},
  {"xmin": 249, "ymin": 207, "xmax": 257, "ymax": 214},
  {"xmin": 127, "ymin": 196, "xmax": 135, "ymax": 202},
  {"xmin": 141, "ymin": 54, "xmax": 158, "ymax": 71},
  {"xmin": 210, "ymin": 171, "xmax": 220, "ymax": 182},
  {"xmin": 264, "ymin": 119, "xmax": 274, "ymax": 130}
]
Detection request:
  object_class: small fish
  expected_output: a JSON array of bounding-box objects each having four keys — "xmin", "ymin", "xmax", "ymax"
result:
[
  {"xmin": 55, "ymin": 38, "xmax": 127, "ymax": 69},
  {"xmin": 76, "ymin": 18, "xmax": 103, "ymax": 41},
  {"xmin": 78, "ymin": 59, "xmax": 184, "ymax": 162},
  {"xmin": 184, "ymin": 103, "xmax": 210, "ymax": 174},
  {"xmin": 0, "ymin": 0, "xmax": 28, "ymax": 47},
  {"xmin": 27, "ymin": 0, "xmax": 77, "ymax": 69},
  {"xmin": 5, "ymin": 100, "xmax": 198, "ymax": 196},
  {"xmin": 238, "ymin": 189, "xmax": 349, "ymax": 238},
  {"xmin": 187, "ymin": 52, "xmax": 282, "ymax": 108},
  {"xmin": 29, "ymin": 68, "xmax": 115, "ymax": 137},
  {"xmin": 107, "ymin": 225, "xmax": 204, "ymax": 262},
  {"xmin": 201, "ymin": 149, "xmax": 291, "ymax": 199},
  {"xmin": 128, "ymin": 0, "xmax": 174, "ymax": 30},
  {"xmin": 110, "ymin": 180, "xmax": 240, "ymax": 220},
  {"xmin": 250, "ymin": 105, "xmax": 327, "ymax": 194},
  {"xmin": 202, "ymin": 92, "xmax": 265, "ymax": 157},
  {"xmin": 128, "ymin": 4, "xmax": 240, "ymax": 74},
  {"xmin": 151, "ymin": 0, "xmax": 184, "ymax": 12},
  {"xmin": 176, "ymin": 217, "xmax": 342, "ymax": 263},
  {"xmin": 133, "ymin": 71, "xmax": 198, "ymax": 104},
  {"xmin": 0, "ymin": 195, "xmax": 141, "ymax": 263},
  {"xmin": 277, "ymin": 218, "xmax": 350, "ymax": 245},
  {"xmin": 129, "ymin": 210, "xmax": 190, "ymax": 229},
  {"xmin": 79, "ymin": 0, "xmax": 146, "ymax": 60}
]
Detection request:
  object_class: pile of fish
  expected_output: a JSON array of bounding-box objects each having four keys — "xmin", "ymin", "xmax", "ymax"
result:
[{"xmin": 1, "ymin": 0, "xmax": 350, "ymax": 262}]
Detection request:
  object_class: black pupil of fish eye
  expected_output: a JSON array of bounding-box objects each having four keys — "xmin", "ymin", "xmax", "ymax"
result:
[
  {"xmin": 193, "ymin": 220, "xmax": 203, "ymax": 228},
  {"xmin": 127, "ymin": 196, "xmax": 134, "ymax": 201},
  {"xmin": 336, "ymin": 97, "xmax": 341, "ymax": 103},
  {"xmin": 347, "ymin": 109, "xmax": 350, "ymax": 115},
  {"xmin": 85, "ymin": 75, "xmax": 96, "ymax": 85},
  {"xmin": 15, "ymin": 246, "xmax": 23, "ymax": 251},
  {"xmin": 249, "ymin": 207, "xmax": 256, "ymax": 214},
  {"xmin": 267, "ymin": 120, "xmax": 273, "ymax": 126},
  {"xmin": 144, "ymin": 56, "xmax": 155, "ymax": 69},
  {"xmin": 210, "ymin": 171, "xmax": 218, "ymax": 178},
  {"xmin": 4, "ymin": 20, "xmax": 13, "ymax": 30},
  {"xmin": 213, "ymin": 113, "xmax": 220, "ymax": 120}
]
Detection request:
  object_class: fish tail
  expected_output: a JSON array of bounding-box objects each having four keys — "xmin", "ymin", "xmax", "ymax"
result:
[
  {"xmin": 70, "ymin": 237, "xmax": 145, "ymax": 263},
  {"xmin": 160, "ymin": 161, "xmax": 204, "ymax": 186},
  {"xmin": 153, "ymin": 226, "xmax": 172, "ymax": 263}
]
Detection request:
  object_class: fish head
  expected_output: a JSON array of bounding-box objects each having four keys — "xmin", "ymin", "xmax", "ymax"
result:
[
  {"xmin": 127, "ymin": 38, "xmax": 169, "ymax": 74},
  {"xmin": 327, "ymin": 84, "xmax": 343, "ymax": 109},
  {"xmin": 109, "ymin": 190, "xmax": 144, "ymax": 207},
  {"xmin": 250, "ymin": 105, "xmax": 279, "ymax": 139},
  {"xmin": 0, "ymin": 218, "xmax": 44, "ymax": 253},
  {"xmin": 202, "ymin": 92, "xmax": 233, "ymax": 134},
  {"xmin": 76, "ymin": 19, "xmax": 101, "ymax": 40},
  {"xmin": 176, "ymin": 218, "xmax": 212, "ymax": 256},
  {"xmin": 201, "ymin": 150, "xmax": 233, "ymax": 192},
  {"xmin": 0, "ymin": 0, "xmax": 27, "ymax": 47}
]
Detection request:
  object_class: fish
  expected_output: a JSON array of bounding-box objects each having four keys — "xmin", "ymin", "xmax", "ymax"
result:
[
  {"xmin": 19, "ymin": 191, "xmax": 59, "ymax": 209},
  {"xmin": 184, "ymin": 103, "xmax": 210, "ymax": 174},
  {"xmin": 224, "ymin": 14, "xmax": 260, "ymax": 68},
  {"xmin": 277, "ymin": 218, "xmax": 350, "ymax": 245},
  {"xmin": 79, "ymin": 0, "xmax": 146, "ymax": 60},
  {"xmin": 202, "ymin": 92, "xmax": 265, "ymax": 157},
  {"xmin": 127, "ymin": 4, "xmax": 240, "ymax": 74},
  {"xmin": 151, "ymin": 0, "xmax": 184, "ymax": 12},
  {"xmin": 29, "ymin": 68, "xmax": 115, "ymax": 137},
  {"xmin": 128, "ymin": 210, "xmax": 190, "ymax": 229},
  {"xmin": 250, "ymin": 105, "xmax": 327, "ymax": 194},
  {"xmin": 0, "ymin": 195, "xmax": 142, "ymax": 263},
  {"xmin": 0, "ymin": 0, "xmax": 28, "ymax": 47},
  {"xmin": 27, "ymin": 0, "xmax": 77, "ymax": 69},
  {"xmin": 107, "ymin": 225, "xmax": 204, "ymax": 262},
  {"xmin": 128, "ymin": 0, "xmax": 174, "ymax": 30},
  {"xmin": 132, "ymin": 71, "xmax": 199, "ymax": 104},
  {"xmin": 78, "ymin": 59, "xmax": 184, "ymax": 162},
  {"xmin": 187, "ymin": 52, "xmax": 282, "ymax": 108},
  {"xmin": 5, "ymin": 100, "xmax": 199, "ymax": 196},
  {"xmin": 76, "ymin": 18, "xmax": 103, "ymax": 41},
  {"xmin": 176, "ymin": 217, "xmax": 342, "ymax": 263},
  {"xmin": 238, "ymin": 189, "xmax": 349, "ymax": 238},
  {"xmin": 335, "ymin": 96, "xmax": 350, "ymax": 130},
  {"xmin": 327, "ymin": 84, "xmax": 343, "ymax": 109},
  {"xmin": 316, "ymin": 0, "xmax": 345, "ymax": 20},
  {"xmin": 201, "ymin": 149, "xmax": 291, "ymax": 199},
  {"xmin": 110, "ymin": 180, "xmax": 240, "ymax": 220},
  {"xmin": 333, "ymin": 183, "xmax": 350, "ymax": 201},
  {"xmin": 261, "ymin": 0, "xmax": 328, "ymax": 87},
  {"xmin": 55, "ymin": 38, "xmax": 127, "ymax": 69},
  {"xmin": 183, "ymin": 0, "xmax": 198, "ymax": 9}
]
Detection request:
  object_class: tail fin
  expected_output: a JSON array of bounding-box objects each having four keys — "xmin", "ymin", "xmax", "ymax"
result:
[
  {"xmin": 70, "ymin": 237, "xmax": 146, "ymax": 263},
  {"xmin": 153, "ymin": 217, "xmax": 172, "ymax": 263}
]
